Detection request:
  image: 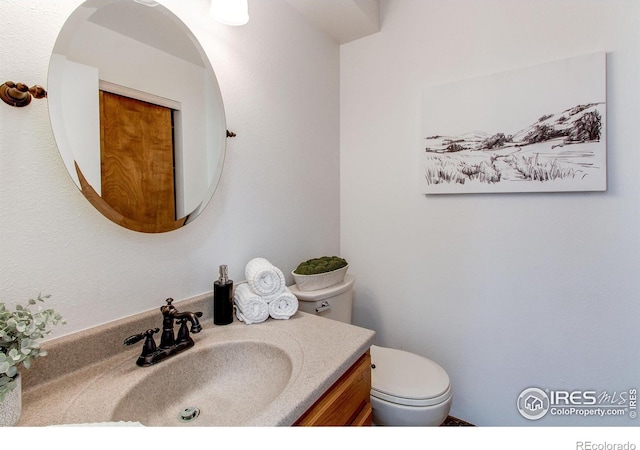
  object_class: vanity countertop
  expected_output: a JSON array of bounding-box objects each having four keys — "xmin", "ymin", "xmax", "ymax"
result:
[{"xmin": 18, "ymin": 293, "xmax": 375, "ymax": 427}]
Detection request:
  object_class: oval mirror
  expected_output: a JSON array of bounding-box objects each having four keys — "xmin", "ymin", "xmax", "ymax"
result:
[{"xmin": 48, "ymin": 0, "xmax": 227, "ymax": 233}]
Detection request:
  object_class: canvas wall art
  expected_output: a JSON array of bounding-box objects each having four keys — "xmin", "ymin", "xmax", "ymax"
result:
[{"xmin": 421, "ymin": 53, "xmax": 607, "ymax": 194}]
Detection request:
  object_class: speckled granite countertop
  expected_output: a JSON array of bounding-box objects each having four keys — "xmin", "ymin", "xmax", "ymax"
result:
[{"xmin": 18, "ymin": 293, "xmax": 375, "ymax": 426}]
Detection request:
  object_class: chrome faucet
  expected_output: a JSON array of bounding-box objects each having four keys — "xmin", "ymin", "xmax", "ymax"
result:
[{"xmin": 124, "ymin": 298, "xmax": 203, "ymax": 367}]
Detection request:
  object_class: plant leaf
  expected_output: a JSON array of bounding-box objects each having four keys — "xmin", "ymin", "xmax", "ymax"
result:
[{"xmin": 7, "ymin": 365, "xmax": 17, "ymax": 377}]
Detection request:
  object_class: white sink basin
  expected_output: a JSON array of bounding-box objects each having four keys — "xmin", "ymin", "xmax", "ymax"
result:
[{"xmin": 61, "ymin": 327, "xmax": 303, "ymax": 426}]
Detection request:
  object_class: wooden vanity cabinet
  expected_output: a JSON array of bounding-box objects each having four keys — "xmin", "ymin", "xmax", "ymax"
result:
[{"xmin": 294, "ymin": 350, "xmax": 372, "ymax": 426}]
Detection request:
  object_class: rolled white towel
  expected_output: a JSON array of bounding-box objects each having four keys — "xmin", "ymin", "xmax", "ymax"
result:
[
  {"xmin": 245, "ymin": 257, "xmax": 286, "ymax": 297},
  {"xmin": 234, "ymin": 283, "xmax": 269, "ymax": 325},
  {"xmin": 268, "ymin": 287, "xmax": 299, "ymax": 320}
]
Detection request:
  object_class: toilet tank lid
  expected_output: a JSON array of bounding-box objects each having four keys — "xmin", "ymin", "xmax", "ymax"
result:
[
  {"xmin": 370, "ymin": 345, "xmax": 451, "ymax": 407},
  {"xmin": 289, "ymin": 274, "xmax": 355, "ymax": 301}
]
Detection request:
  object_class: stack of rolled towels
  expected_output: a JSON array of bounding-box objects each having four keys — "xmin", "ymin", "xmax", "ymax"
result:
[{"xmin": 234, "ymin": 257, "xmax": 299, "ymax": 324}]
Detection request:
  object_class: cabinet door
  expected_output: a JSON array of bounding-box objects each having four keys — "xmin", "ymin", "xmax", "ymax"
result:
[{"xmin": 295, "ymin": 351, "xmax": 372, "ymax": 426}]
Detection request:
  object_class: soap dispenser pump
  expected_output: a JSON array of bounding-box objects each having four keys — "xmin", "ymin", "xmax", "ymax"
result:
[{"xmin": 214, "ymin": 265, "xmax": 234, "ymax": 325}]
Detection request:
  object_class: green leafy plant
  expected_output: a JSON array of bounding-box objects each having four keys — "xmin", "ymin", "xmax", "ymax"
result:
[{"xmin": 0, "ymin": 294, "xmax": 64, "ymax": 402}]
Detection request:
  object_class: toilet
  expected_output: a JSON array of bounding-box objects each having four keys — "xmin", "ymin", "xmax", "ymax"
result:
[{"xmin": 289, "ymin": 274, "xmax": 452, "ymax": 426}]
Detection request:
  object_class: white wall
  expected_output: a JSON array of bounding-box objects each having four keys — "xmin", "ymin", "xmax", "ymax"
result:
[
  {"xmin": 0, "ymin": 0, "xmax": 340, "ymax": 336},
  {"xmin": 341, "ymin": 0, "xmax": 640, "ymax": 426}
]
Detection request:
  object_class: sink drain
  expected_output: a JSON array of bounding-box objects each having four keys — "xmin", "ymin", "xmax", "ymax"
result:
[{"xmin": 179, "ymin": 406, "xmax": 200, "ymax": 422}]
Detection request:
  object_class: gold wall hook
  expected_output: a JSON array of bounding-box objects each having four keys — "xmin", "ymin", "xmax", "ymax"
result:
[{"xmin": 0, "ymin": 81, "xmax": 47, "ymax": 107}]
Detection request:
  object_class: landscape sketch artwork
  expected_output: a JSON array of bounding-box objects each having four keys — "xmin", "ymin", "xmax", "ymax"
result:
[{"xmin": 421, "ymin": 53, "xmax": 607, "ymax": 194}]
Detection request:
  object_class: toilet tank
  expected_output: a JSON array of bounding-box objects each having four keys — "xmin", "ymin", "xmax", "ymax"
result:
[{"xmin": 289, "ymin": 274, "xmax": 354, "ymax": 324}]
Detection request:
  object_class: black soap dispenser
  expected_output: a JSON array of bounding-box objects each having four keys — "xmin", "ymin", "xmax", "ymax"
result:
[{"xmin": 214, "ymin": 265, "xmax": 234, "ymax": 325}]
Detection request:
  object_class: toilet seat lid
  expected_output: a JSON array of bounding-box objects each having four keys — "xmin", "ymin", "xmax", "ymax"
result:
[{"xmin": 370, "ymin": 345, "xmax": 451, "ymax": 407}]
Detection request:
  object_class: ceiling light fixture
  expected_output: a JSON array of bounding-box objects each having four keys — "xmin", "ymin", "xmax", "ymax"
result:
[{"xmin": 210, "ymin": 0, "xmax": 249, "ymax": 26}]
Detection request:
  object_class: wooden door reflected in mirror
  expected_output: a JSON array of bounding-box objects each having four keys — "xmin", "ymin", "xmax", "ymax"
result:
[{"xmin": 99, "ymin": 91, "xmax": 180, "ymax": 232}]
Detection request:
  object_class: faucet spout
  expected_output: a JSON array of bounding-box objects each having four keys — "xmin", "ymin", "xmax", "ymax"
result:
[{"xmin": 174, "ymin": 311, "xmax": 203, "ymax": 333}]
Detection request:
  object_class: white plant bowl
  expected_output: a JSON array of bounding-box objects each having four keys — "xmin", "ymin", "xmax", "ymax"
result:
[{"xmin": 292, "ymin": 265, "xmax": 349, "ymax": 292}]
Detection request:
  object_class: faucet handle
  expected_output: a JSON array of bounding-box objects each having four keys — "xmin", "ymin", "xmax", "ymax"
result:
[
  {"xmin": 125, "ymin": 328, "xmax": 161, "ymax": 366},
  {"xmin": 124, "ymin": 328, "xmax": 160, "ymax": 346},
  {"xmin": 124, "ymin": 332, "xmax": 145, "ymax": 346},
  {"xmin": 161, "ymin": 297, "xmax": 177, "ymax": 317}
]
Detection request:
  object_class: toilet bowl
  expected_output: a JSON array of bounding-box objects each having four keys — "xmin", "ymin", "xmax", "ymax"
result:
[
  {"xmin": 370, "ymin": 344, "xmax": 451, "ymax": 426},
  {"xmin": 290, "ymin": 274, "xmax": 452, "ymax": 426}
]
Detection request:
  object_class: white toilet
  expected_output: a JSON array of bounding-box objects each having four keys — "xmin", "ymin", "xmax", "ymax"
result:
[{"xmin": 290, "ymin": 274, "xmax": 452, "ymax": 426}]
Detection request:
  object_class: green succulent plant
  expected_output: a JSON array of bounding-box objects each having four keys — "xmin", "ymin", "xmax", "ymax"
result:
[{"xmin": 0, "ymin": 294, "xmax": 65, "ymax": 402}]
